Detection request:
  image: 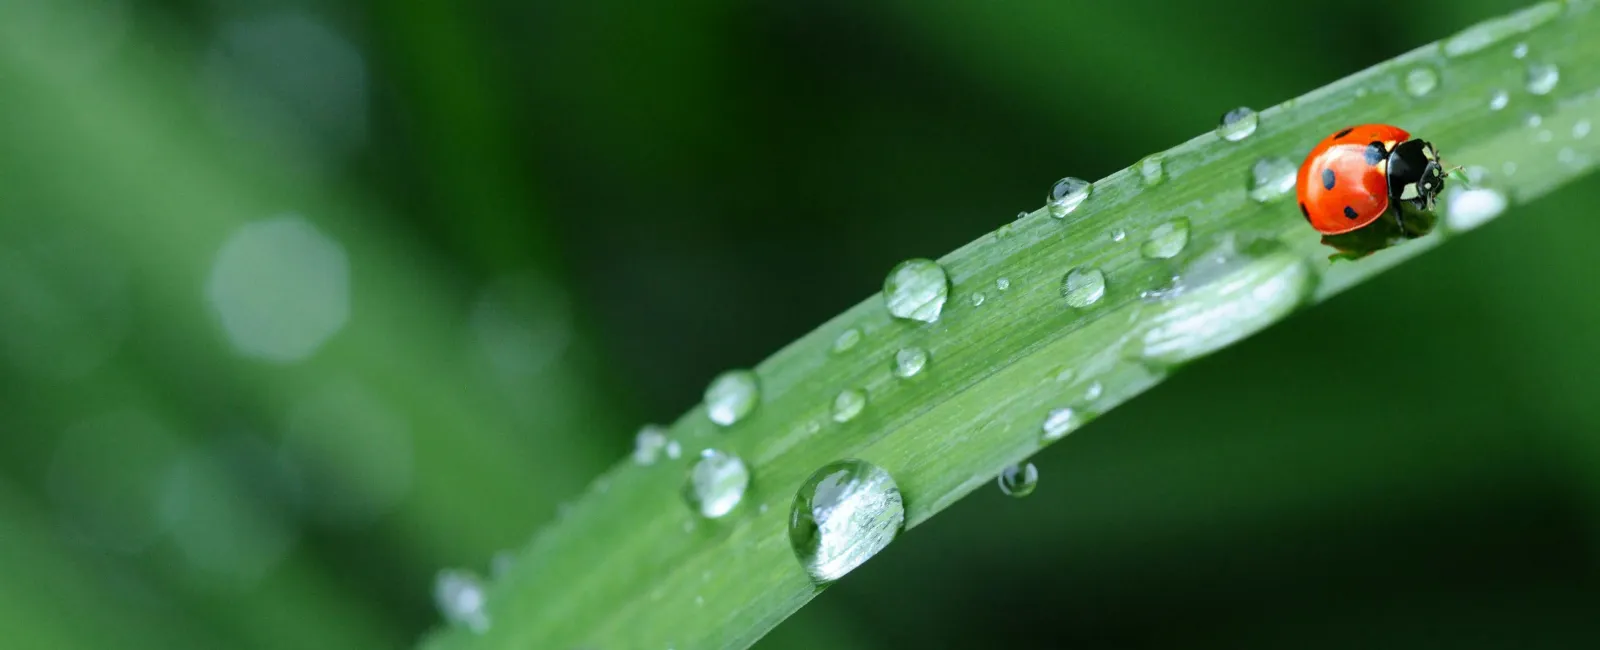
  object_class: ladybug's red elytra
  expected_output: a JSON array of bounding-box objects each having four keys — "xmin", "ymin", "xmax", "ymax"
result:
[{"xmin": 1296, "ymin": 124, "xmax": 1447, "ymax": 259}]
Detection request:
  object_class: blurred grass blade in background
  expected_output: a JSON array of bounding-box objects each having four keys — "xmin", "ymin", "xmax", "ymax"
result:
[{"xmin": 417, "ymin": 2, "xmax": 1600, "ymax": 649}]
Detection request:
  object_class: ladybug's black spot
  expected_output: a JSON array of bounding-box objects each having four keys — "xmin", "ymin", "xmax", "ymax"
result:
[
  {"xmin": 1299, "ymin": 202, "xmax": 1311, "ymax": 222},
  {"xmin": 1364, "ymin": 142, "xmax": 1386, "ymax": 165},
  {"xmin": 1343, "ymin": 206, "xmax": 1360, "ymax": 220},
  {"xmin": 1334, "ymin": 127, "xmax": 1354, "ymax": 139},
  {"xmin": 1321, "ymin": 168, "xmax": 1336, "ymax": 190}
]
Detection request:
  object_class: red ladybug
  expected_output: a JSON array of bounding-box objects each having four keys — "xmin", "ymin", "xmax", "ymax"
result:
[{"xmin": 1296, "ymin": 124, "xmax": 1447, "ymax": 259}]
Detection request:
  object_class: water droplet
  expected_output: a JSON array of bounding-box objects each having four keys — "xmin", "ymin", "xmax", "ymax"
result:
[
  {"xmin": 682, "ymin": 449, "xmax": 750, "ymax": 519},
  {"xmin": 831, "ymin": 328, "xmax": 862, "ymax": 354},
  {"xmin": 1060, "ymin": 268, "xmax": 1106, "ymax": 308},
  {"xmin": 1525, "ymin": 113, "xmax": 1544, "ymax": 128},
  {"xmin": 1512, "ymin": 42, "xmax": 1529, "ymax": 59},
  {"xmin": 1046, "ymin": 177, "xmax": 1093, "ymax": 218},
  {"xmin": 1015, "ymin": 211, "xmax": 1028, "ymax": 220},
  {"xmin": 1138, "ymin": 155, "xmax": 1165, "ymax": 185},
  {"xmin": 788, "ymin": 459, "xmax": 905, "ymax": 583},
  {"xmin": 1404, "ymin": 67, "xmax": 1438, "ymax": 97},
  {"xmin": 1054, "ymin": 367, "xmax": 1076, "ymax": 383},
  {"xmin": 490, "ymin": 550, "xmax": 515, "ymax": 579},
  {"xmin": 893, "ymin": 348, "xmax": 928, "ymax": 378},
  {"xmin": 1536, "ymin": 130, "xmax": 1554, "ymax": 143},
  {"xmin": 1136, "ymin": 242, "xmax": 1316, "ymax": 367},
  {"xmin": 1558, "ymin": 147, "xmax": 1580, "ymax": 165},
  {"xmin": 1110, "ymin": 229, "xmax": 1127, "ymax": 243},
  {"xmin": 1041, "ymin": 407, "xmax": 1085, "ymax": 442},
  {"xmin": 995, "ymin": 277, "xmax": 1011, "ymax": 291},
  {"xmin": 1216, "ymin": 107, "xmax": 1258, "ymax": 142},
  {"xmin": 831, "ymin": 389, "xmax": 867, "ymax": 423},
  {"xmin": 997, "ymin": 463, "xmax": 1038, "ymax": 498},
  {"xmin": 1575, "ymin": 119, "xmax": 1591, "ymax": 139},
  {"xmin": 1141, "ymin": 218, "xmax": 1190, "ymax": 259},
  {"xmin": 695, "ymin": 595, "xmax": 705, "ymax": 606},
  {"xmin": 1083, "ymin": 381, "xmax": 1104, "ymax": 402},
  {"xmin": 970, "ymin": 292, "xmax": 986, "ymax": 307},
  {"xmin": 632, "ymin": 424, "xmax": 670, "ymax": 465},
  {"xmin": 1503, "ymin": 161, "xmax": 1519, "ymax": 176},
  {"xmin": 1446, "ymin": 187, "xmax": 1508, "ymax": 232},
  {"xmin": 434, "ymin": 569, "xmax": 490, "ymax": 633},
  {"xmin": 665, "ymin": 440, "xmax": 682, "ymax": 460},
  {"xmin": 704, "ymin": 370, "xmax": 760, "ymax": 427},
  {"xmin": 1489, "ymin": 90, "xmax": 1510, "ymax": 111},
  {"xmin": 882, "ymin": 258, "xmax": 949, "ymax": 323},
  {"xmin": 1247, "ymin": 157, "xmax": 1298, "ymax": 203},
  {"xmin": 1526, "ymin": 62, "xmax": 1559, "ymax": 95}
]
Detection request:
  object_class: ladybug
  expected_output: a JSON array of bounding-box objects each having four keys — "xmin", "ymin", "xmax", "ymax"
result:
[{"xmin": 1295, "ymin": 124, "xmax": 1447, "ymax": 260}]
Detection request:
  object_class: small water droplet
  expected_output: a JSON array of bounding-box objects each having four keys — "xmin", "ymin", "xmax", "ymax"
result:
[
  {"xmin": 1041, "ymin": 407, "xmax": 1085, "ymax": 442},
  {"xmin": 632, "ymin": 424, "xmax": 670, "ymax": 465},
  {"xmin": 1083, "ymin": 381, "xmax": 1104, "ymax": 402},
  {"xmin": 1525, "ymin": 113, "xmax": 1543, "ymax": 128},
  {"xmin": 804, "ymin": 421, "xmax": 822, "ymax": 434},
  {"xmin": 1526, "ymin": 62, "xmax": 1559, "ymax": 95},
  {"xmin": 1512, "ymin": 42, "xmax": 1529, "ymax": 59},
  {"xmin": 490, "ymin": 550, "xmax": 515, "ymax": 579},
  {"xmin": 832, "ymin": 389, "xmax": 867, "ymax": 423},
  {"xmin": 1247, "ymin": 157, "xmax": 1298, "ymax": 203},
  {"xmin": 995, "ymin": 277, "xmax": 1011, "ymax": 291},
  {"xmin": 1489, "ymin": 90, "xmax": 1510, "ymax": 111},
  {"xmin": 758, "ymin": 503, "xmax": 770, "ymax": 514},
  {"xmin": 1446, "ymin": 187, "xmax": 1508, "ymax": 232},
  {"xmin": 1536, "ymin": 130, "xmax": 1554, "ymax": 143},
  {"xmin": 1141, "ymin": 218, "xmax": 1190, "ymax": 259},
  {"xmin": 1136, "ymin": 242, "xmax": 1316, "ymax": 367},
  {"xmin": 1404, "ymin": 67, "xmax": 1438, "ymax": 97},
  {"xmin": 970, "ymin": 292, "xmax": 986, "ymax": 307},
  {"xmin": 1054, "ymin": 367, "xmax": 1076, "ymax": 383},
  {"xmin": 434, "ymin": 569, "xmax": 490, "ymax": 633},
  {"xmin": 704, "ymin": 370, "xmax": 760, "ymax": 427},
  {"xmin": 1558, "ymin": 147, "xmax": 1580, "ymax": 165},
  {"xmin": 1574, "ymin": 119, "xmax": 1591, "ymax": 139},
  {"xmin": 1060, "ymin": 268, "xmax": 1106, "ymax": 308},
  {"xmin": 665, "ymin": 440, "xmax": 682, "ymax": 460},
  {"xmin": 1216, "ymin": 107, "xmax": 1258, "ymax": 142},
  {"xmin": 1015, "ymin": 211, "xmax": 1028, "ymax": 220},
  {"xmin": 893, "ymin": 347, "xmax": 928, "ymax": 378},
  {"xmin": 882, "ymin": 259, "xmax": 949, "ymax": 323},
  {"xmin": 1110, "ymin": 229, "xmax": 1127, "ymax": 243},
  {"xmin": 788, "ymin": 459, "xmax": 905, "ymax": 584},
  {"xmin": 997, "ymin": 463, "xmax": 1038, "ymax": 498},
  {"xmin": 831, "ymin": 328, "xmax": 862, "ymax": 354},
  {"xmin": 1138, "ymin": 155, "xmax": 1165, "ymax": 185},
  {"xmin": 1046, "ymin": 177, "xmax": 1093, "ymax": 218},
  {"xmin": 1503, "ymin": 161, "xmax": 1519, "ymax": 176},
  {"xmin": 682, "ymin": 449, "xmax": 750, "ymax": 519},
  {"xmin": 694, "ymin": 595, "xmax": 705, "ymax": 606}
]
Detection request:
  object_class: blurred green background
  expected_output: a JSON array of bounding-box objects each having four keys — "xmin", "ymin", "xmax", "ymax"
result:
[{"xmin": 3, "ymin": 0, "xmax": 1599, "ymax": 648}]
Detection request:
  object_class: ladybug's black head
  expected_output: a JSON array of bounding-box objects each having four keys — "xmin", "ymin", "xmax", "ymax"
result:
[{"xmin": 1387, "ymin": 139, "xmax": 1445, "ymax": 212}]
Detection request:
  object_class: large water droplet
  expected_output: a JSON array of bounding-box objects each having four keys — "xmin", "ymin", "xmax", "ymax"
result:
[
  {"xmin": 704, "ymin": 370, "xmax": 760, "ymax": 426},
  {"xmin": 1046, "ymin": 177, "xmax": 1093, "ymax": 218},
  {"xmin": 1060, "ymin": 268, "xmax": 1106, "ymax": 308},
  {"xmin": 434, "ymin": 569, "xmax": 490, "ymax": 633},
  {"xmin": 1216, "ymin": 107, "xmax": 1258, "ymax": 142},
  {"xmin": 893, "ymin": 347, "xmax": 928, "ymax": 378},
  {"xmin": 1526, "ymin": 62, "xmax": 1559, "ymax": 95},
  {"xmin": 1404, "ymin": 67, "xmax": 1438, "ymax": 97},
  {"xmin": 1136, "ymin": 243, "xmax": 1316, "ymax": 367},
  {"xmin": 788, "ymin": 459, "xmax": 905, "ymax": 583},
  {"xmin": 831, "ymin": 328, "xmax": 862, "ymax": 354},
  {"xmin": 1141, "ymin": 218, "xmax": 1190, "ymax": 259},
  {"xmin": 632, "ymin": 424, "xmax": 670, "ymax": 465},
  {"xmin": 1446, "ymin": 187, "xmax": 1508, "ymax": 232},
  {"xmin": 882, "ymin": 259, "xmax": 949, "ymax": 323},
  {"xmin": 682, "ymin": 449, "xmax": 750, "ymax": 519},
  {"xmin": 1138, "ymin": 155, "xmax": 1165, "ymax": 186},
  {"xmin": 997, "ymin": 463, "xmax": 1038, "ymax": 498},
  {"xmin": 1041, "ymin": 407, "xmax": 1085, "ymax": 442},
  {"xmin": 1489, "ymin": 90, "xmax": 1510, "ymax": 111},
  {"xmin": 831, "ymin": 389, "xmax": 867, "ymax": 423},
  {"xmin": 1248, "ymin": 157, "xmax": 1298, "ymax": 203}
]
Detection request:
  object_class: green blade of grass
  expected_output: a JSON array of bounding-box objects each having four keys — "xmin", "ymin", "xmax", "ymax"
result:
[{"xmin": 420, "ymin": 2, "xmax": 1600, "ymax": 648}]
